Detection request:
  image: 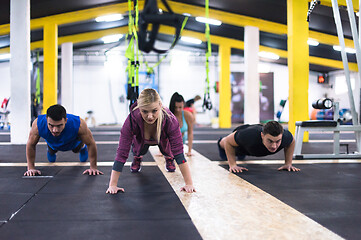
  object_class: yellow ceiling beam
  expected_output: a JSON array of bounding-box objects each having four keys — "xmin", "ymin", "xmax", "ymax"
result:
[
  {"xmin": 310, "ymin": 55, "xmax": 358, "ymax": 71},
  {"xmin": 0, "ymin": 1, "xmax": 357, "ymax": 71},
  {"xmin": 31, "ymin": 3, "xmax": 130, "ymax": 29},
  {"xmin": 315, "ymin": 0, "xmax": 359, "ymax": 10},
  {"xmin": 163, "ymin": 1, "xmax": 287, "ymax": 36},
  {"xmin": 1, "ymin": 25, "xmax": 357, "ymax": 71},
  {"xmin": 0, "ymin": 27, "xmax": 128, "ymax": 54},
  {"xmin": 307, "ymin": 0, "xmax": 357, "ymax": 47},
  {"xmin": 259, "ymin": 46, "xmax": 288, "ymax": 59},
  {"xmin": 0, "ymin": 1, "xmax": 356, "ymax": 48},
  {"xmin": 160, "ymin": 25, "xmax": 357, "ymax": 71},
  {"xmin": 165, "ymin": 1, "xmax": 355, "ymax": 48},
  {"xmin": 166, "ymin": 26, "xmax": 244, "ymax": 48},
  {"xmin": 58, "ymin": 26, "xmax": 128, "ymax": 45},
  {"xmin": 309, "ymin": 30, "xmax": 353, "ymax": 48},
  {"xmin": 0, "ymin": 23, "xmax": 10, "ymax": 36},
  {"xmin": 0, "ymin": 47, "xmax": 9, "ymax": 54},
  {"xmin": 0, "ymin": 2, "xmax": 131, "ymax": 35}
]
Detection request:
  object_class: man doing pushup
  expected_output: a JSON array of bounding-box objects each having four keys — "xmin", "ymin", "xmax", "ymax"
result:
[
  {"xmin": 218, "ymin": 121, "xmax": 300, "ymax": 173},
  {"xmin": 24, "ymin": 104, "xmax": 103, "ymax": 176}
]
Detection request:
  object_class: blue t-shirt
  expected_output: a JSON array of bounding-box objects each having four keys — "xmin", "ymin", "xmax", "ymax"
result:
[{"xmin": 37, "ymin": 114, "xmax": 81, "ymax": 151}]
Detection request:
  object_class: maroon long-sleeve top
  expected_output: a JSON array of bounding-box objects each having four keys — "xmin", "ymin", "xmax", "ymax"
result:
[{"xmin": 113, "ymin": 102, "xmax": 187, "ymax": 172}]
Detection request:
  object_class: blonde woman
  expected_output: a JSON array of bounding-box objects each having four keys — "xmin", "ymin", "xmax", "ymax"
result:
[{"xmin": 106, "ymin": 88, "xmax": 195, "ymax": 194}]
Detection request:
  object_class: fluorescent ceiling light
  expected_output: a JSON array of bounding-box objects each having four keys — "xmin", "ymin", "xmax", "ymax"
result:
[
  {"xmin": 101, "ymin": 34, "xmax": 123, "ymax": 44},
  {"xmin": 0, "ymin": 53, "xmax": 11, "ymax": 60},
  {"xmin": 333, "ymin": 45, "xmax": 341, "ymax": 51},
  {"xmin": 258, "ymin": 51, "xmax": 280, "ymax": 60},
  {"xmin": 95, "ymin": 14, "xmax": 123, "ymax": 22},
  {"xmin": 307, "ymin": 39, "xmax": 319, "ymax": 46},
  {"xmin": 346, "ymin": 48, "xmax": 356, "ymax": 54},
  {"xmin": 195, "ymin": 17, "xmax": 222, "ymax": 26},
  {"xmin": 181, "ymin": 36, "xmax": 202, "ymax": 44},
  {"xmin": 333, "ymin": 45, "xmax": 356, "ymax": 54}
]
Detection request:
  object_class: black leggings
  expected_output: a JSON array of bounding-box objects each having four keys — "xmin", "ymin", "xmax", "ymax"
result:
[{"xmin": 135, "ymin": 144, "xmax": 171, "ymax": 159}]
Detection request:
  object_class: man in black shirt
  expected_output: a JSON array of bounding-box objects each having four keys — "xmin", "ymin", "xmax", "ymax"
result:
[{"xmin": 218, "ymin": 121, "xmax": 300, "ymax": 173}]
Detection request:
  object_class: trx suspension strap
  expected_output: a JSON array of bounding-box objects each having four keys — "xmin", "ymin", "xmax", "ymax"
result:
[
  {"xmin": 138, "ymin": 0, "xmax": 187, "ymax": 54},
  {"xmin": 126, "ymin": 0, "xmax": 140, "ymax": 107},
  {"xmin": 126, "ymin": 0, "xmax": 188, "ymax": 107},
  {"xmin": 307, "ymin": 0, "xmax": 320, "ymax": 22},
  {"xmin": 140, "ymin": 15, "xmax": 188, "ymax": 76},
  {"xmin": 202, "ymin": 0, "xmax": 212, "ymax": 111}
]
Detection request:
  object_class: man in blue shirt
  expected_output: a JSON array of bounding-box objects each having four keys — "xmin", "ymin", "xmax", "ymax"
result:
[{"xmin": 24, "ymin": 104, "xmax": 103, "ymax": 176}]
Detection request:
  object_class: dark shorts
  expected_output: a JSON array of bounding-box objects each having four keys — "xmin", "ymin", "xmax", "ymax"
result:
[
  {"xmin": 217, "ymin": 137, "xmax": 246, "ymax": 160},
  {"xmin": 131, "ymin": 144, "xmax": 186, "ymax": 165},
  {"xmin": 47, "ymin": 142, "xmax": 84, "ymax": 154},
  {"xmin": 135, "ymin": 144, "xmax": 170, "ymax": 158}
]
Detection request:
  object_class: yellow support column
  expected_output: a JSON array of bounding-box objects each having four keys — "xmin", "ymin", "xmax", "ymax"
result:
[
  {"xmin": 43, "ymin": 22, "xmax": 58, "ymax": 113},
  {"xmin": 218, "ymin": 44, "xmax": 232, "ymax": 128},
  {"xmin": 287, "ymin": 0, "xmax": 309, "ymax": 140}
]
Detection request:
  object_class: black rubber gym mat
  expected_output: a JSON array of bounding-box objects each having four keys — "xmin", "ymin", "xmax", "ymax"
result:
[
  {"xmin": 218, "ymin": 163, "xmax": 361, "ymax": 240},
  {"xmin": 0, "ymin": 165, "xmax": 58, "ymax": 178},
  {"xmin": 190, "ymin": 127, "xmax": 361, "ymax": 239},
  {"xmin": 0, "ymin": 165, "xmax": 202, "ymax": 240},
  {"xmin": 41, "ymin": 166, "xmax": 176, "ymax": 194},
  {"xmin": 194, "ymin": 139, "xmax": 286, "ymax": 160},
  {"xmin": 0, "ymin": 178, "xmax": 52, "ymax": 194},
  {"xmin": 0, "ymin": 144, "xmax": 119, "ymax": 163},
  {"xmin": 0, "ymin": 193, "xmax": 33, "ymax": 221},
  {"xmin": 0, "ymin": 219, "xmax": 202, "ymax": 240},
  {"xmin": 93, "ymin": 135, "xmax": 120, "ymax": 141},
  {"xmin": 13, "ymin": 191, "xmax": 190, "ymax": 221},
  {"xmin": 89, "ymin": 127, "xmax": 121, "ymax": 132},
  {"xmin": 0, "ymin": 166, "xmax": 61, "ymax": 196},
  {"xmin": 193, "ymin": 134, "xmax": 358, "ymax": 160},
  {"xmin": 0, "ymin": 145, "xmax": 26, "ymax": 162},
  {"xmin": 0, "ymin": 135, "xmax": 9, "ymax": 142},
  {"xmin": 192, "ymin": 134, "xmax": 224, "ymax": 140},
  {"xmin": 0, "ymin": 142, "xmax": 165, "ymax": 163}
]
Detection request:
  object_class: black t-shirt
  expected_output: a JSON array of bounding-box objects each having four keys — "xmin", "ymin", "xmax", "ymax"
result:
[{"xmin": 233, "ymin": 124, "xmax": 293, "ymax": 156}]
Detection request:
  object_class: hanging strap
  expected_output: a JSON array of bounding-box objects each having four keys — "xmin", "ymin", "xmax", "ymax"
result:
[
  {"xmin": 307, "ymin": 0, "xmax": 320, "ymax": 22},
  {"xmin": 138, "ymin": 0, "xmax": 187, "ymax": 54},
  {"xmin": 140, "ymin": 16, "xmax": 188, "ymax": 74},
  {"xmin": 202, "ymin": 0, "xmax": 212, "ymax": 111},
  {"xmin": 126, "ymin": 0, "xmax": 141, "ymax": 108}
]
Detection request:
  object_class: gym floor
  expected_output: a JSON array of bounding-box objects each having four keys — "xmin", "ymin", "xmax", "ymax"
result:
[{"xmin": 0, "ymin": 126, "xmax": 360, "ymax": 240}]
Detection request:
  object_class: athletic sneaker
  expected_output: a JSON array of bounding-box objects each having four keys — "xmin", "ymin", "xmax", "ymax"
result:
[
  {"xmin": 47, "ymin": 150, "xmax": 56, "ymax": 163},
  {"xmin": 79, "ymin": 145, "xmax": 88, "ymax": 162},
  {"xmin": 217, "ymin": 137, "xmax": 227, "ymax": 160},
  {"xmin": 131, "ymin": 156, "xmax": 142, "ymax": 173},
  {"xmin": 165, "ymin": 157, "xmax": 176, "ymax": 172}
]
